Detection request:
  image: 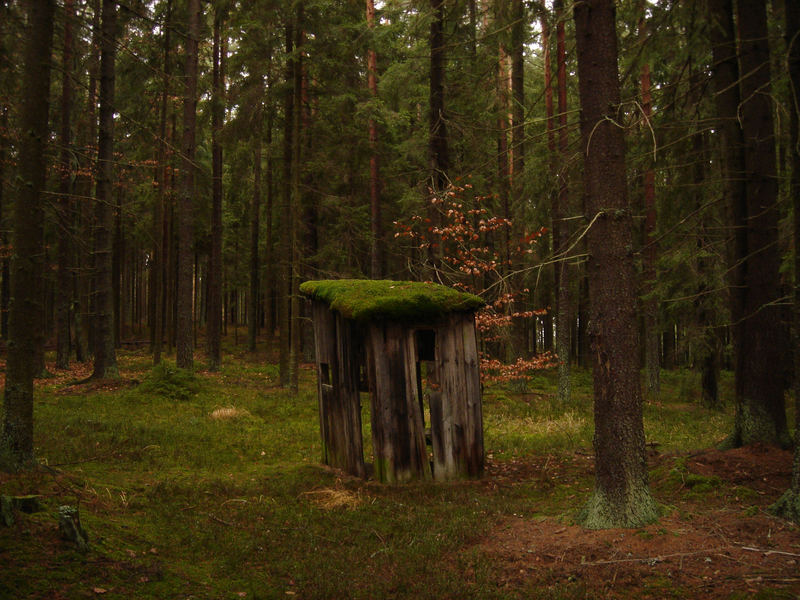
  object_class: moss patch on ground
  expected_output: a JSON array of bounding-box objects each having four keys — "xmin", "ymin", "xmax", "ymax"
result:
[{"xmin": 299, "ymin": 279, "xmax": 485, "ymax": 322}]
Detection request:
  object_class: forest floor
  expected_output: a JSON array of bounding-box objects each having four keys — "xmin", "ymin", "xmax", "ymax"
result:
[{"xmin": 0, "ymin": 345, "xmax": 798, "ymax": 599}]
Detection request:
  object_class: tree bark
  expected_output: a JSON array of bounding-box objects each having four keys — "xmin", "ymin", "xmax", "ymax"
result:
[
  {"xmin": 289, "ymin": 7, "xmax": 304, "ymax": 394},
  {"xmin": 769, "ymin": 0, "xmax": 800, "ymax": 522},
  {"xmin": 429, "ymin": 0, "xmax": 449, "ymax": 192},
  {"xmin": 208, "ymin": 6, "xmax": 223, "ymax": 370},
  {"xmin": 176, "ymin": 0, "xmax": 201, "ymax": 370},
  {"xmin": 573, "ymin": 0, "xmax": 657, "ymax": 529},
  {"xmin": 248, "ymin": 107, "xmax": 263, "ymax": 354},
  {"xmin": 0, "ymin": 0, "xmax": 8, "ymax": 341},
  {"xmin": 367, "ymin": 0, "xmax": 382, "ymax": 279},
  {"xmin": 91, "ymin": 0, "xmax": 119, "ymax": 380},
  {"xmin": 708, "ymin": 0, "xmax": 791, "ymax": 448},
  {"xmin": 151, "ymin": 0, "xmax": 171, "ymax": 366},
  {"xmin": 639, "ymin": 10, "xmax": 660, "ymax": 399},
  {"xmin": 56, "ymin": 0, "xmax": 75, "ymax": 369},
  {"xmin": 550, "ymin": 0, "xmax": 571, "ymax": 403},
  {"xmin": 1, "ymin": 0, "xmax": 55, "ymax": 469},
  {"xmin": 279, "ymin": 20, "xmax": 294, "ymax": 387}
]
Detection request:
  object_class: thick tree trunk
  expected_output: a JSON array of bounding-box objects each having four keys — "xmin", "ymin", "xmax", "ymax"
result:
[
  {"xmin": 176, "ymin": 0, "xmax": 201, "ymax": 370},
  {"xmin": 1, "ymin": 0, "xmax": 55, "ymax": 469},
  {"xmin": 708, "ymin": 0, "xmax": 790, "ymax": 447},
  {"xmin": 208, "ymin": 7, "xmax": 223, "ymax": 370},
  {"xmin": 0, "ymin": 0, "xmax": 8, "ymax": 342},
  {"xmin": 734, "ymin": 0, "xmax": 790, "ymax": 447},
  {"xmin": 56, "ymin": 0, "xmax": 75, "ymax": 370},
  {"xmin": 573, "ymin": 0, "xmax": 657, "ymax": 529},
  {"xmin": 770, "ymin": 0, "xmax": 800, "ymax": 523},
  {"xmin": 92, "ymin": 0, "xmax": 119, "ymax": 380}
]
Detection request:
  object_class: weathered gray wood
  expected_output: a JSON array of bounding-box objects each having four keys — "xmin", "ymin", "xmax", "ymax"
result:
[
  {"xmin": 308, "ymin": 294, "xmax": 482, "ymax": 484},
  {"xmin": 367, "ymin": 322, "xmax": 430, "ymax": 483},
  {"xmin": 311, "ymin": 301, "xmax": 365, "ymax": 478},
  {"xmin": 431, "ymin": 314, "xmax": 483, "ymax": 479}
]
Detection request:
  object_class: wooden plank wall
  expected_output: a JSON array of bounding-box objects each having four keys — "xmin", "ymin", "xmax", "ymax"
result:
[
  {"xmin": 311, "ymin": 301, "xmax": 366, "ymax": 478},
  {"xmin": 431, "ymin": 313, "xmax": 484, "ymax": 479},
  {"xmin": 367, "ymin": 322, "xmax": 431, "ymax": 483}
]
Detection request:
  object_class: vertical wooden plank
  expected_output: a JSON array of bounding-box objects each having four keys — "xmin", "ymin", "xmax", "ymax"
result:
[
  {"xmin": 334, "ymin": 313, "xmax": 366, "ymax": 478},
  {"xmin": 431, "ymin": 313, "xmax": 484, "ymax": 480},
  {"xmin": 310, "ymin": 301, "xmax": 365, "ymax": 478},
  {"xmin": 311, "ymin": 301, "xmax": 335, "ymax": 466},
  {"xmin": 367, "ymin": 322, "xmax": 430, "ymax": 483},
  {"xmin": 460, "ymin": 313, "xmax": 484, "ymax": 477}
]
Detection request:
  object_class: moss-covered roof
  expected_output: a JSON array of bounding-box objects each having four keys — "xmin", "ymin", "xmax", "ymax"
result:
[{"xmin": 299, "ymin": 279, "xmax": 484, "ymax": 322}]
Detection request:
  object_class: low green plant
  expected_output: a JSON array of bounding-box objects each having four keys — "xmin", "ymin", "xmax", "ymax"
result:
[{"xmin": 136, "ymin": 362, "xmax": 202, "ymax": 401}]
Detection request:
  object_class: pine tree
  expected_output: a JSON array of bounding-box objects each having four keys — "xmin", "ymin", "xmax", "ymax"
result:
[
  {"xmin": 1, "ymin": 0, "xmax": 55, "ymax": 469},
  {"xmin": 573, "ymin": 0, "xmax": 658, "ymax": 529}
]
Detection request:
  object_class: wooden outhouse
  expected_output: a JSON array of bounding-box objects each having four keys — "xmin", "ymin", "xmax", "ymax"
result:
[{"xmin": 300, "ymin": 279, "xmax": 485, "ymax": 483}]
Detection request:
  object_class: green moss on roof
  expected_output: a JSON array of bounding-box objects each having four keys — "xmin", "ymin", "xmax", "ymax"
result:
[{"xmin": 299, "ymin": 279, "xmax": 484, "ymax": 322}]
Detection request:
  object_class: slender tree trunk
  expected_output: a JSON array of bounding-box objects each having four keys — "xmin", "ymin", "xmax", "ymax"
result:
[
  {"xmin": 92, "ymin": 0, "xmax": 119, "ymax": 379},
  {"xmin": 248, "ymin": 108, "xmax": 263, "ymax": 354},
  {"xmin": 264, "ymin": 92, "xmax": 275, "ymax": 344},
  {"xmin": 279, "ymin": 21, "xmax": 294, "ymax": 387},
  {"xmin": 1, "ymin": 0, "xmax": 55, "ymax": 469},
  {"xmin": 72, "ymin": 0, "xmax": 100, "ymax": 364},
  {"xmin": 176, "ymin": 0, "xmax": 201, "ymax": 370},
  {"xmin": 509, "ymin": 0, "xmax": 528, "ymax": 357},
  {"xmin": 553, "ymin": 0, "xmax": 571, "ymax": 403},
  {"xmin": 56, "ymin": 0, "xmax": 75, "ymax": 369},
  {"xmin": 429, "ymin": 0, "xmax": 449, "ymax": 192},
  {"xmin": 208, "ymin": 6, "xmax": 223, "ymax": 370},
  {"xmin": 0, "ymin": 0, "xmax": 8, "ymax": 342},
  {"xmin": 639, "ymin": 11, "xmax": 660, "ymax": 399},
  {"xmin": 573, "ymin": 0, "xmax": 657, "ymax": 529},
  {"xmin": 113, "ymin": 183, "xmax": 122, "ymax": 346},
  {"xmin": 366, "ymin": 0, "xmax": 382, "ymax": 279},
  {"xmin": 151, "ymin": 0, "xmax": 171, "ymax": 366},
  {"xmin": 289, "ymin": 6, "xmax": 304, "ymax": 394}
]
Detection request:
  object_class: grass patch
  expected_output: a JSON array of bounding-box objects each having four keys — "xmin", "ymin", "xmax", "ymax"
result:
[{"xmin": 1, "ymin": 353, "xmax": 779, "ymax": 599}]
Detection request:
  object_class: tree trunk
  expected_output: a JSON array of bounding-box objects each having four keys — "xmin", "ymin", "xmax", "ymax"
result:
[
  {"xmin": 709, "ymin": 0, "xmax": 791, "ymax": 448},
  {"xmin": 176, "ymin": 0, "xmax": 201, "ymax": 370},
  {"xmin": 1, "ymin": 0, "xmax": 55, "ymax": 469},
  {"xmin": 429, "ymin": 0, "xmax": 449, "ymax": 192},
  {"xmin": 573, "ymin": 0, "xmax": 657, "ymax": 529},
  {"xmin": 367, "ymin": 0, "xmax": 382, "ymax": 279},
  {"xmin": 264, "ymin": 89, "xmax": 275, "ymax": 344},
  {"xmin": 56, "ymin": 0, "xmax": 75, "ymax": 370},
  {"xmin": 279, "ymin": 20, "xmax": 294, "ymax": 387},
  {"xmin": 769, "ymin": 0, "xmax": 800, "ymax": 522},
  {"xmin": 207, "ymin": 6, "xmax": 223, "ymax": 370},
  {"xmin": 0, "ymin": 0, "xmax": 8, "ymax": 342},
  {"xmin": 92, "ymin": 0, "xmax": 119, "ymax": 380},
  {"xmin": 248, "ymin": 114, "xmax": 262, "ymax": 354},
  {"xmin": 289, "ymin": 7, "xmax": 304, "ymax": 394},
  {"xmin": 151, "ymin": 0, "xmax": 171, "ymax": 366},
  {"xmin": 552, "ymin": 0, "xmax": 571, "ymax": 403},
  {"xmin": 639, "ymin": 10, "xmax": 659, "ymax": 399}
]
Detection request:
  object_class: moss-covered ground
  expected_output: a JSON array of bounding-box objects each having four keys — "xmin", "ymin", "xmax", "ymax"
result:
[{"xmin": 0, "ymin": 348, "xmax": 797, "ymax": 599}]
